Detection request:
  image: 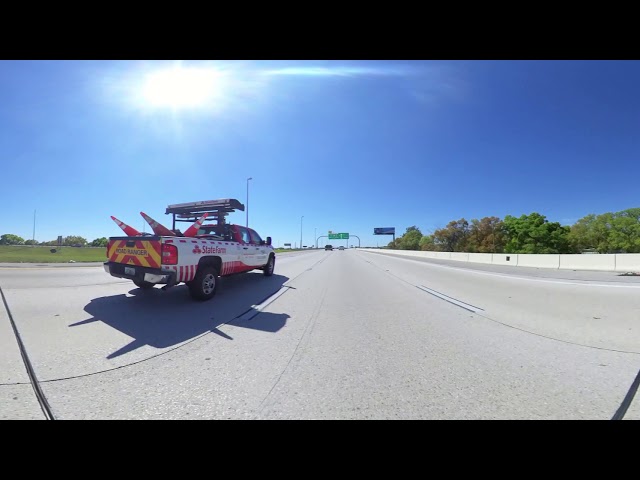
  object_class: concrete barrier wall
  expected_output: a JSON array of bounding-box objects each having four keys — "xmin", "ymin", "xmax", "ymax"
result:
[
  {"xmin": 492, "ymin": 254, "xmax": 518, "ymax": 266},
  {"xmin": 359, "ymin": 249, "xmax": 640, "ymax": 273},
  {"xmin": 398, "ymin": 251, "xmax": 421, "ymax": 257},
  {"xmin": 467, "ymin": 253, "xmax": 493, "ymax": 264},
  {"xmin": 516, "ymin": 254, "xmax": 560, "ymax": 269},
  {"xmin": 613, "ymin": 254, "xmax": 640, "ymax": 272},
  {"xmin": 559, "ymin": 254, "xmax": 616, "ymax": 271}
]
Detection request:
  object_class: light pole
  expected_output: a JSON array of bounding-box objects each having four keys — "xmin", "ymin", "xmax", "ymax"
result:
[
  {"xmin": 300, "ymin": 216, "xmax": 304, "ymax": 249},
  {"xmin": 246, "ymin": 177, "xmax": 252, "ymax": 228},
  {"xmin": 314, "ymin": 228, "xmax": 317, "ymax": 248},
  {"xmin": 491, "ymin": 222, "xmax": 497, "ymax": 252}
]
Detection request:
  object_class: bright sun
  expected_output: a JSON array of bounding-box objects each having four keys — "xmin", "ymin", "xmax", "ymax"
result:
[{"xmin": 141, "ymin": 66, "xmax": 225, "ymax": 109}]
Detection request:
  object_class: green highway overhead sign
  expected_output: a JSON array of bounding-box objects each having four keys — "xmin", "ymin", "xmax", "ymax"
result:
[{"xmin": 328, "ymin": 233, "xmax": 349, "ymax": 240}]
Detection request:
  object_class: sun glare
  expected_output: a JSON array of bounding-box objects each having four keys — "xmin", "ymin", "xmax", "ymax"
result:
[{"xmin": 141, "ymin": 67, "xmax": 225, "ymax": 109}]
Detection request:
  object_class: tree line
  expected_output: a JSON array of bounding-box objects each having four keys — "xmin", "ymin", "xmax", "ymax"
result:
[
  {"xmin": 388, "ymin": 208, "xmax": 640, "ymax": 254},
  {"xmin": 0, "ymin": 234, "xmax": 108, "ymax": 247}
]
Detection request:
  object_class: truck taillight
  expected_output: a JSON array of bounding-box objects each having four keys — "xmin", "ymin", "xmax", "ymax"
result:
[{"xmin": 162, "ymin": 244, "xmax": 178, "ymax": 265}]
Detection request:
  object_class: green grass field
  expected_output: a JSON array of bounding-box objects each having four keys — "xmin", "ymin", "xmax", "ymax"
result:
[
  {"xmin": 274, "ymin": 248, "xmax": 313, "ymax": 253},
  {"xmin": 0, "ymin": 245, "xmax": 107, "ymax": 263},
  {"xmin": 0, "ymin": 245, "xmax": 314, "ymax": 263}
]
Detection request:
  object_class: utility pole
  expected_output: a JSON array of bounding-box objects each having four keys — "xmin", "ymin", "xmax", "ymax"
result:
[
  {"xmin": 300, "ymin": 216, "xmax": 304, "ymax": 250},
  {"xmin": 246, "ymin": 177, "xmax": 252, "ymax": 228},
  {"xmin": 492, "ymin": 223, "xmax": 496, "ymax": 252},
  {"xmin": 32, "ymin": 210, "xmax": 36, "ymax": 246}
]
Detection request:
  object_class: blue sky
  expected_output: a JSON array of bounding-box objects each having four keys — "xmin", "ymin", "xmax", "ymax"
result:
[{"xmin": 1, "ymin": 60, "xmax": 639, "ymax": 247}]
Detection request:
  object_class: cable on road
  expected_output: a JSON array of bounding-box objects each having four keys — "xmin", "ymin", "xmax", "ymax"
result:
[
  {"xmin": 611, "ymin": 368, "xmax": 640, "ymax": 420},
  {"xmin": 0, "ymin": 286, "xmax": 55, "ymax": 420}
]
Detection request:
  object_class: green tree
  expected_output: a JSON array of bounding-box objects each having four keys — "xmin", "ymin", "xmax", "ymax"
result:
[
  {"xmin": 419, "ymin": 234, "xmax": 438, "ymax": 251},
  {"xmin": 63, "ymin": 236, "xmax": 88, "ymax": 246},
  {"xmin": 568, "ymin": 208, "xmax": 640, "ymax": 253},
  {"xmin": 432, "ymin": 219, "xmax": 470, "ymax": 252},
  {"xmin": 608, "ymin": 209, "xmax": 640, "ymax": 253},
  {"xmin": 569, "ymin": 213, "xmax": 610, "ymax": 253},
  {"xmin": 24, "ymin": 239, "xmax": 39, "ymax": 245},
  {"xmin": 0, "ymin": 234, "xmax": 25, "ymax": 245},
  {"xmin": 467, "ymin": 217, "xmax": 506, "ymax": 253},
  {"xmin": 503, "ymin": 213, "xmax": 571, "ymax": 254},
  {"xmin": 91, "ymin": 237, "xmax": 108, "ymax": 247},
  {"xmin": 397, "ymin": 226, "xmax": 423, "ymax": 250},
  {"xmin": 591, "ymin": 212, "xmax": 615, "ymax": 253}
]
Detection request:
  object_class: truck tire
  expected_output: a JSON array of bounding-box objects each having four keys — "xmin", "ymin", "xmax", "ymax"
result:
[
  {"xmin": 263, "ymin": 254, "xmax": 275, "ymax": 277},
  {"xmin": 133, "ymin": 279, "xmax": 155, "ymax": 289},
  {"xmin": 189, "ymin": 266, "xmax": 219, "ymax": 301}
]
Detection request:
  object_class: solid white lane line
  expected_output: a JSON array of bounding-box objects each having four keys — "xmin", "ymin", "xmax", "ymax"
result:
[
  {"xmin": 237, "ymin": 286, "xmax": 293, "ymax": 322},
  {"xmin": 416, "ymin": 285, "xmax": 484, "ymax": 313},
  {"xmin": 235, "ymin": 253, "xmax": 333, "ymax": 322}
]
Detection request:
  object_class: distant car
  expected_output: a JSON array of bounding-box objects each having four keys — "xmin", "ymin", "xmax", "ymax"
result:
[
  {"xmin": 338, "ymin": 246, "xmax": 345, "ymax": 250},
  {"xmin": 325, "ymin": 244, "xmax": 333, "ymax": 251}
]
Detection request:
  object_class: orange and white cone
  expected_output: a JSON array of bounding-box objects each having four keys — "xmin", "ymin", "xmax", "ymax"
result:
[
  {"xmin": 183, "ymin": 213, "xmax": 209, "ymax": 237},
  {"xmin": 111, "ymin": 216, "xmax": 141, "ymax": 236},
  {"xmin": 140, "ymin": 212, "xmax": 176, "ymax": 236}
]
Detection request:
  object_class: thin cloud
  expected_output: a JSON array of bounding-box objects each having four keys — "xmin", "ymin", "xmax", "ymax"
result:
[
  {"xmin": 261, "ymin": 62, "xmax": 467, "ymax": 106},
  {"xmin": 261, "ymin": 65, "xmax": 416, "ymax": 77}
]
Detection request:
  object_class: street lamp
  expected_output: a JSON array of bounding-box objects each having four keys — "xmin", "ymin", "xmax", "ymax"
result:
[
  {"xmin": 300, "ymin": 216, "xmax": 304, "ymax": 249},
  {"xmin": 314, "ymin": 227, "xmax": 317, "ymax": 248},
  {"xmin": 32, "ymin": 209, "xmax": 36, "ymax": 247},
  {"xmin": 246, "ymin": 177, "xmax": 252, "ymax": 228}
]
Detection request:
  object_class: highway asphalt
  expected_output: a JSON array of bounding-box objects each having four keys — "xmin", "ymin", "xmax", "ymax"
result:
[{"xmin": 1, "ymin": 249, "xmax": 638, "ymax": 419}]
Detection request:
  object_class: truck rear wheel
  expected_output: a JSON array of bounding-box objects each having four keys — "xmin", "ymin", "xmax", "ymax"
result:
[
  {"xmin": 189, "ymin": 266, "xmax": 219, "ymax": 301},
  {"xmin": 133, "ymin": 279, "xmax": 155, "ymax": 289}
]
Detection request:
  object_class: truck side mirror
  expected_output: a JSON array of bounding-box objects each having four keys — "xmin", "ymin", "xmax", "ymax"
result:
[{"xmin": 266, "ymin": 236, "xmax": 272, "ymax": 246}]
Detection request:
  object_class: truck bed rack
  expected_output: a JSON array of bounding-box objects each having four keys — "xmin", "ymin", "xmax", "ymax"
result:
[{"xmin": 165, "ymin": 198, "xmax": 245, "ymax": 230}]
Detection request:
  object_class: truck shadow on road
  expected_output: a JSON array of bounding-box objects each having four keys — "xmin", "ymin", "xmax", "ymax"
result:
[{"xmin": 75, "ymin": 272, "xmax": 291, "ymax": 359}]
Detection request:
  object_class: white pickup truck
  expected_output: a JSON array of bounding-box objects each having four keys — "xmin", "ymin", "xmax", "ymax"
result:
[{"xmin": 103, "ymin": 198, "xmax": 275, "ymax": 301}]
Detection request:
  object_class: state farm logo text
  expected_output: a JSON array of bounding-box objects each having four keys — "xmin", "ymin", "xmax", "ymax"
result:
[{"xmin": 193, "ymin": 245, "xmax": 226, "ymax": 255}]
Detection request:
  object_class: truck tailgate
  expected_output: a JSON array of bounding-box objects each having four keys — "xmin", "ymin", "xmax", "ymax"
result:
[{"xmin": 107, "ymin": 237, "xmax": 162, "ymax": 268}]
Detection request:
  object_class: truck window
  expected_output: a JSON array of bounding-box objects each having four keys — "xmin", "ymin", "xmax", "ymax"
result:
[
  {"xmin": 249, "ymin": 229, "xmax": 262, "ymax": 244},
  {"xmin": 197, "ymin": 225, "xmax": 231, "ymax": 240},
  {"xmin": 238, "ymin": 226, "xmax": 251, "ymax": 244}
]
